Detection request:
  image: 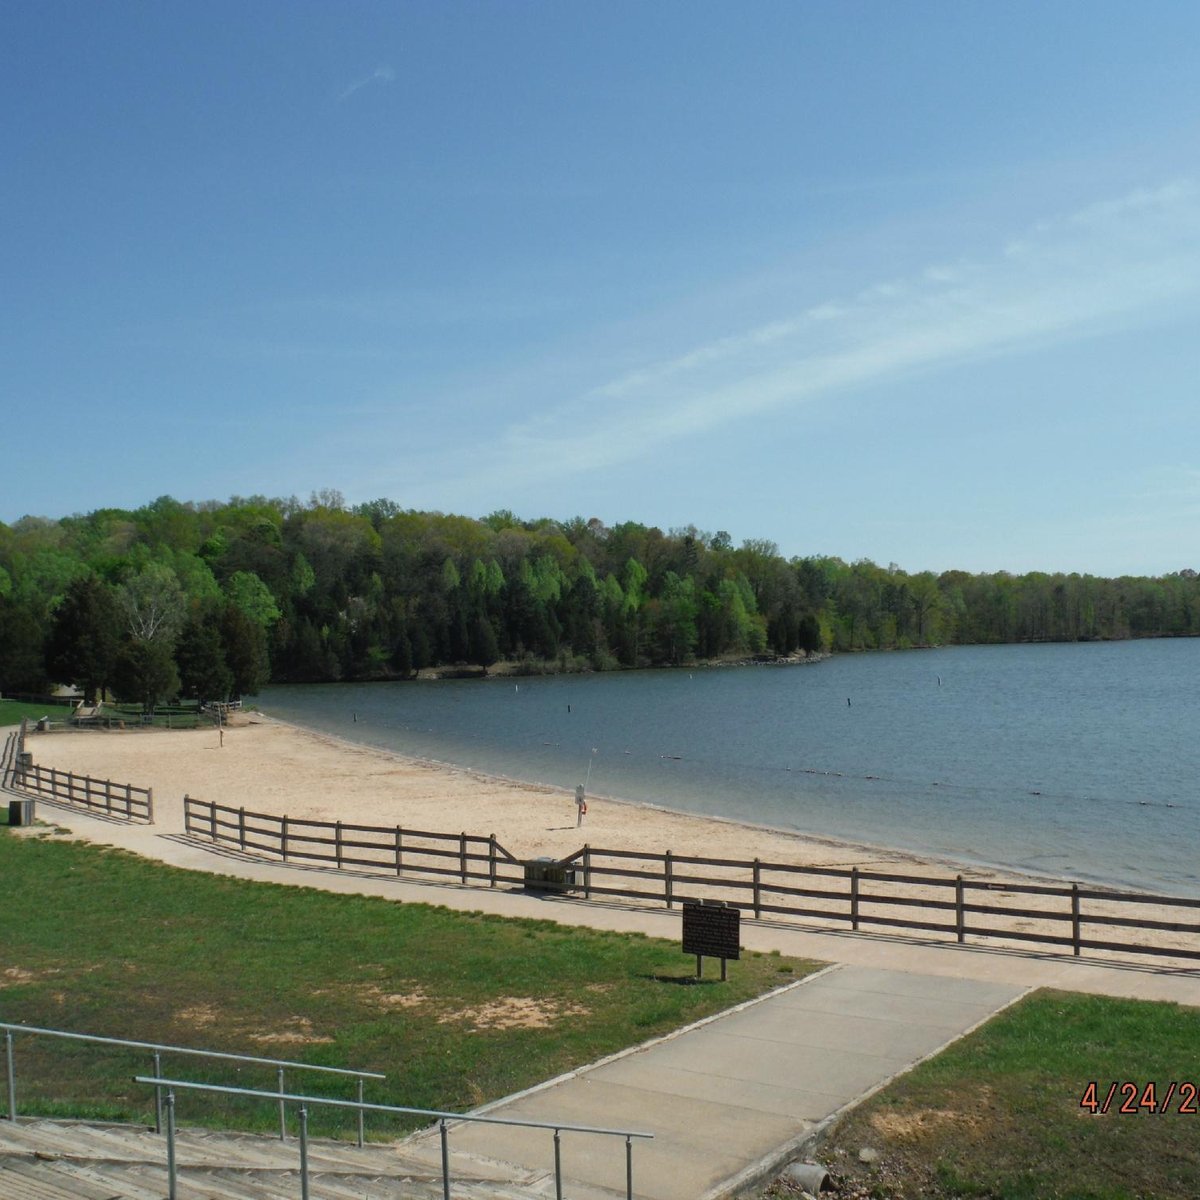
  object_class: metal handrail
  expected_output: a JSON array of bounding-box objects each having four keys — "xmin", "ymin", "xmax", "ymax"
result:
[
  {"xmin": 2, "ymin": 1022, "xmax": 384, "ymax": 1145},
  {"xmin": 136, "ymin": 1075, "xmax": 653, "ymax": 1200}
]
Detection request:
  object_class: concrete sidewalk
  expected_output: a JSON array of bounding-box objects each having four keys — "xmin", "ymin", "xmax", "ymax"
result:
[{"xmin": 400, "ymin": 963, "xmax": 1026, "ymax": 1200}]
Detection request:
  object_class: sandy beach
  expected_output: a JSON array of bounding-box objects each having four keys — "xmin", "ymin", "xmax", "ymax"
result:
[{"xmin": 21, "ymin": 715, "xmax": 997, "ymax": 876}]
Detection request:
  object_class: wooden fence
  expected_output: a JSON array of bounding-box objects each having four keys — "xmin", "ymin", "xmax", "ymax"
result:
[
  {"xmin": 182, "ymin": 797, "xmax": 1200, "ymax": 964},
  {"xmin": 183, "ymin": 797, "xmax": 518, "ymax": 884},
  {"xmin": 13, "ymin": 760, "xmax": 154, "ymax": 823}
]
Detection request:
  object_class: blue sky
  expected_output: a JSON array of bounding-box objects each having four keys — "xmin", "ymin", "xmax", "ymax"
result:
[{"xmin": 5, "ymin": 1, "xmax": 1199, "ymax": 575}]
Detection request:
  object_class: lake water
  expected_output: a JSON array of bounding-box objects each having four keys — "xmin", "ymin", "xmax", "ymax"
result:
[{"xmin": 261, "ymin": 640, "xmax": 1200, "ymax": 896}]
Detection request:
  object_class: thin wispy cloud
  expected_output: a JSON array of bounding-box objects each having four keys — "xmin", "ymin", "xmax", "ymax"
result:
[
  {"xmin": 428, "ymin": 181, "xmax": 1200, "ymax": 495},
  {"xmin": 337, "ymin": 65, "xmax": 395, "ymax": 104}
]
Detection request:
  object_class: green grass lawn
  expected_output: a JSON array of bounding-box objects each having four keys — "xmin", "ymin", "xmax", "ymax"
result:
[
  {"xmin": 811, "ymin": 990, "xmax": 1200, "ymax": 1200},
  {"xmin": 0, "ymin": 699, "xmax": 77, "ymax": 727},
  {"xmin": 0, "ymin": 828, "xmax": 817, "ymax": 1140}
]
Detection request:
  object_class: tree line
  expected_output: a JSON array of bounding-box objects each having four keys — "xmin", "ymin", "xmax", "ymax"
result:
[{"xmin": 0, "ymin": 492, "xmax": 1196, "ymax": 707}]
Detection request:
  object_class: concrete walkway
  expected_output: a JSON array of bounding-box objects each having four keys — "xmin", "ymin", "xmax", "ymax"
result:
[{"xmin": 402, "ymin": 963, "xmax": 1026, "ymax": 1200}]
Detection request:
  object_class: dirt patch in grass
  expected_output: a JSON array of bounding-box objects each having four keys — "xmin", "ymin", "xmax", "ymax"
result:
[
  {"xmin": 439, "ymin": 996, "xmax": 590, "ymax": 1031},
  {"xmin": 360, "ymin": 983, "xmax": 431, "ymax": 1010},
  {"xmin": 1, "ymin": 966, "xmax": 61, "ymax": 987},
  {"xmin": 247, "ymin": 1018, "xmax": 334, "ymax": 1047},
  {"xmin": 175, "ymin": 1004, "xmax": 332, "ymax": 1047},
  {"xmin": 869, "ymin": 1104, "xmax": 984, "ymax": 1139},
  {"xmin": 176, "ymin": 1003, "xmax": 221, "ymax": 1029}
]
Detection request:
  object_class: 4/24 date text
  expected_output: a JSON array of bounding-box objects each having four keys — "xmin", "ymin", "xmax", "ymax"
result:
[{"xmin": 1081, "ymin": 1081, "xmax": 1198, "ymax": 1115}]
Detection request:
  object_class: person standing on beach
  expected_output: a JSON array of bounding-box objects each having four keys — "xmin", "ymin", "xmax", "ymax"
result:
[{"xmin": 575, "ymin": 784, "xmax": 587, "ymax": 827}]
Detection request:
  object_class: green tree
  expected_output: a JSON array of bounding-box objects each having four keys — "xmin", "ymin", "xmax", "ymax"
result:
[
  {"xmin": 221, "ymin": 604, "xmax": 270, "ymax": 696},
  {"xmin": 226, "ymin": 570, "xmax": 282, "ymax": 628},
  {"xmin": 175, "ymin": 613, "xmax": 234, "ymax": 702},
  {"xmin": 112, "ymin": 639, "xmax": 181, "ymax": 712},
  {"xmin": 119, "ymin": 563, "xmax": 186, "ymax": 644},
  {"xmin": 46, "ymin": 575, "xmax": 121, "ymax": 701}
]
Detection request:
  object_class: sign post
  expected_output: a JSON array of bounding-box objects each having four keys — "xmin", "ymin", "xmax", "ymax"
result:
[{"xmin": 681, "ymin": 899, "xmax": 740, "ymax": 980}]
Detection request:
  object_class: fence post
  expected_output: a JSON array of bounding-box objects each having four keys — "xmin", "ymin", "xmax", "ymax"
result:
[
  {"xmin": 357, "ymin": 1076, "xmax": 365, "ymax": 1148},
  {"xmin": 489, "ymin": 835, "xmax": 497, "ymax": 887},
  {"xmin": 152, "ymin": 1051, "xmax": 162, "ymax": 1134},
  {"xmin": 440, "ymin": 1118, "xmax": 451, "ymax": 1200},
  {"xmin": 1071, "ymin": 883, "xmax": 1081, "ymax": 956},
  {"xmin": 955, "ymin": 875, "xmax": 965, "ymax": 944},
  {"xmin": 125, "ymin": 782, "xmax": 133, "ymax": 819},
  {"xmin": 584, "ymin": 845, "xmax": 591, "ymax": 901},
  {"xmin": 626, "ymin": 1134, "xmax": 634, "ymax": 1200},
  {"xmin": 278, "ymin": 1067, "xmax": 286, "ymax": 1141},
  {"xmin": 5, "ymin": 1030, "xmax": 15, "ymax": 1122},
  {"xmin": 147, "ymin": 787, "xmax": 154, "ymax": 824},
  {"xmin": 165, "ymin": 1090, "xmax": 177, "ymax": 1200},
  {"xmin": 460, "ymin": 832, "xmax": 468, "ymax": 884},
  {"xmin": 281, "ymin": 815, "xmax": 289, "ymax": 862},
  {"xmin": 753, "ymin": 858, "xmax": 762, "ymax": 920},
  {"xmin": 67, "ymin": 770, "xmax": 75, "ymax": 806},
  {"xmin": 299, "ymin": 1106, "xmax": 310, "ymax": 1200},
  {"xmin": 553, "ymin": 1128, "xmax": 563, "ymax": 1200},
  {"xmin": 336, "ymin": 821, "xmax": 343, "ymax": 868},
  {"xmin": 239, "ymin": 807, "xmax": 247, "ymax": 851},
  {"xmin": 664, "ymin": 850, "xmax": 674, "ymax": 909},
  {"xmin": 850, "ymin": 867, "xmax": 860, "ymax": 930},
  {"xmin": 395, "ymin": 826, "xmax": 403, "ymax": 875},
  {"xmin": 50, "ymin": 767, "xmax": 57, "ymax": 800}
]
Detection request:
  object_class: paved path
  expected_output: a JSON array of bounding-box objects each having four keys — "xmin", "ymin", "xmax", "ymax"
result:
[{"xmin": 403, "ymin": 963, "xmax": 1025, "ymax": 1199}]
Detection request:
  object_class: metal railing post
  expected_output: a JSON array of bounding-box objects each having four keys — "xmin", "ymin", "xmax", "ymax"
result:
[
  {"xmin": 165, "ymin": 1090, "xmax": 177, "ymax": 1200},
  {"xmin": 626, "ymin": 1134, "xmax": 633, "ymax": 1200},
  {"xmin": 554, "ymin": 1127, "xmax": 563, "ymax": 1200},
  {"xmin": 278, "ymin": 1067, "xmax": 286, "ymax": 1140},
  {"xmin": 357, "ymin": 1076, "xmax": 365, "ymax": 1148},
  {"xmin": 299, "ymin": 1106, "xmax": 310, "ymax": 1200},
  {"xmin": 440, "ymin": 1118, "xmax": 451, "ymax": 1200},
  {"xmin": 5, "ymin": 1031, "xmax": 15, "ymax": 1122},
  {"xmin": 153, "ymin": 1051, "xmax": 163, "ymax": 1133}
]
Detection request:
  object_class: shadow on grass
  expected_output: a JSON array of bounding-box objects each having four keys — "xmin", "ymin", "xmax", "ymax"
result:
[{"xmin": 637, "ymin": 972, "xmax": 719, "ymax": 986}]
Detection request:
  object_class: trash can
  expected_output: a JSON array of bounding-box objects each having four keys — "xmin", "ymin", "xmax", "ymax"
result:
[
  {"xmin": 523, "ymin": 857, "xmax": 577, "ymax": 892},
  {"xmin": 8, "ymin": 798, "xmax": 34, "ymax": 827}
]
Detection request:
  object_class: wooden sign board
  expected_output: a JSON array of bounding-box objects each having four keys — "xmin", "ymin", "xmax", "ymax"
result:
[{"xmin": 682, "ymin": 900, "xmax": 740, "ymax": 962}]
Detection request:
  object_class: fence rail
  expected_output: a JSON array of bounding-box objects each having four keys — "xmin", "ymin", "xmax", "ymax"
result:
[
  {"xmin": 1, "ymin": 1022, "xmax": 384, "ymax": 1145},
  {"xmin": 13, "ymin": 760, "xmax": 153, "ymax": 823},
  {"xmin": 135, "ymin": 1074, "xmax": 651, "ymax": 1200},
  {"xmin": 184, "ymin": 796, "xmax": 520, "ymax": 886},
  {"xmin": 182, "ymin": 797, "xmax": 1200, "ymax": 965}
]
